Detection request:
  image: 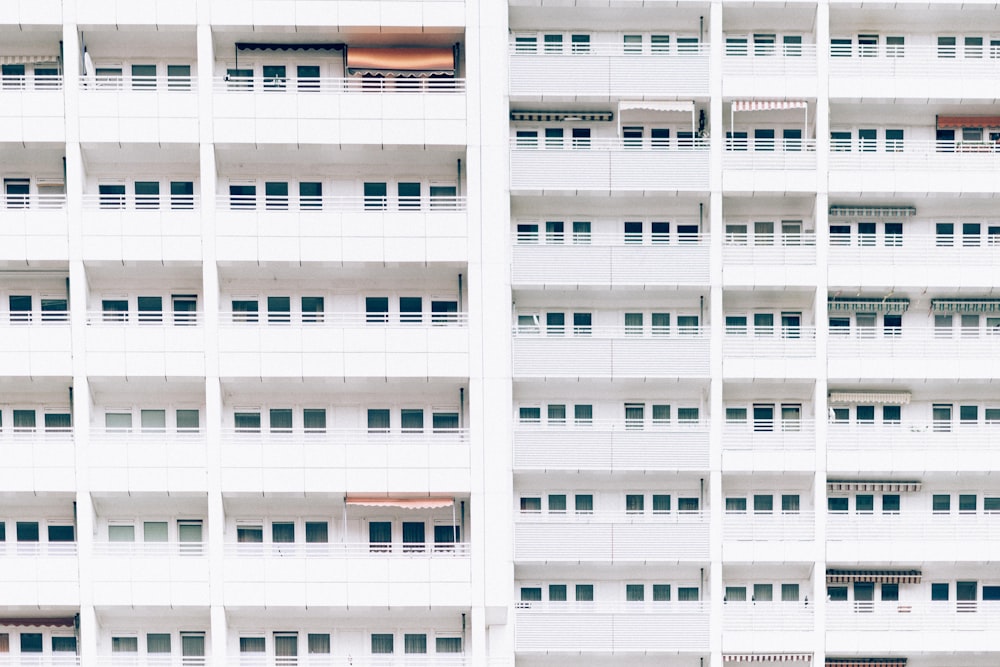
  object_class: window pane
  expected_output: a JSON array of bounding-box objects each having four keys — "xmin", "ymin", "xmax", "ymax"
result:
[
  {"xmin": 782, "ymin": 583, "xmax": 800, "ymax": 601},
  {"xmin": 368, "ymin": 409, "xmax": 391, "ymax": 431},
  {"xmin": 178, "ymin": 521, "xmax": 202, "ymax": 543},
  {"xmin": 403, "ymin": 634, "xmax": 426, "ymax": 654},
  {"xmin": 307, "ymin": 634, "xmax": 330, "ymax": 654},
  {"xmin": 272, "ymin": 522, "xmax": 295, "ymax": 543},
  {"xmin": 270, "ymin": 408, "xmax": 293, "ymax": 432},
  {"xmin": 626, "ymin": 494, "xmax": 644, "ymax": 513},
  {"xmin": 652, "ymin": 495, "xmax": 671, "ymax": 512},
  {"xmin": 140, "ymin": 409, "xmax": 166, "ymax": 432},
  {"xmin": 520, "ymin": 587, "xmax": 542, "ymax": 601},
  {"xmin": 306, "ymin": 521, "xmax": 329, "ymax": 543},
  {"xmin": 113, "ymin": 637, "xmax": 139, "ymax": 653},
  {"xmin": 548, "ymin": 494, "xmax": 566, "ymax": 512},
  {"xmin": 575, "ymin": 494, "xmax": 593, "ymax": 512},
  {"xmin": 626, "ymin": 584, "xmax": 645, "ymax": 601},
  {"xmin": 371, "ymin": 635, "xmax": 394, "ymax": 654},
  {"xmin": 52, "ymin": 637, "xmax": 76, "ymax": 653},
  {"xmin": 239, "ymin": 638, "xmax": 265, "ymax": 654},
  {"xmin": 144, "ymin": 521, "xmax": 168, "ymax": 542},
  {"xmin": 575, "ymin": 584, "xmax": 594, "ymax": 601},
  {"xmin": 303, "ymin": 409, "xmax": 327, "ymax": 431},
  {"xmin": 436, "ymin": 638, "xmax": 462, "ymax": 654},
  {"xmin": 47, "ymin": 525, "xmax": 74, "ymax": 542},
  {"xmin": 754, "ymin": 583, "xmax": 773, "ymax": 601},
  {"xmin": 237, "ymin": 526, "xmax": 263, "ymax": 543},
  {"xmin": 147, "ymin": 634, "xmax": 171, "ymax": 654},
  {"xmin": 16, "ymin": 522, "xmax": 39, "ymax": 542},
  {"xmin": 653, "ymin": 584, "xmax": 671, "ymax": 601},
  {"xmin": 109, "ymin": 525, "xmax": 136, "ymax": 542},
  {"xmin": 234, "ymin": 412, "xmax": 261, "ymax": 432}
]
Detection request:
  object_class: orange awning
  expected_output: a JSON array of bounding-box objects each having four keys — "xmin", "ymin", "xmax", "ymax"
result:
[
  {"xmin": 937, "ymin": 115, "xmax": 1000, "ymax": 129},
  {"xmin": 346, "ymin": 496, "xmax": 454, "ymax": 509},
  {"xmin": 346, "ymin": 47, "xmax": 455, "ymax": 76}
]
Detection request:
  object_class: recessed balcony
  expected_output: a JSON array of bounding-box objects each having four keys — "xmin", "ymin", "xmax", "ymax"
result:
[
  {"xmin": 827, "ymin": 422, "xmax": 1000, "ymax": 472},
  {"xmin": 514, "ymin": 512, "xmax": 709, "ymax": 562},
  {"xmin": 90, "ymin": 542, "xmax": 209, "ymax": 607},
  {"xmin": 722, "ymin": 511, "xmax": 816, "ymax": 560},
  {"xmin": 219, "ymin": 428, "xmax": 471, "ymax": 494},
  {"xmin": 827, "ymin": 513, "xmax": 1000, "ymax": 562},
  {"xmin": 88, "ymin": 429, "xmax": 208, "ymax": 494},
  {"xmin": 827, "ymin": 329, "xmax": 1000, "ymax": 380},
  {"xmin": 508, "ymin": 43, "xmax": 709, "ymax": 100},
  {"xmin": 723, "ymin": 328, "xmax": 818, "ymax": 379},
  {"xmin": 84, "ymin": 312, "xmax": 206, "ymax": 377},
  {"xmin": 510, "ymin": 138, "xmax": 710, "ymax": 195},
  {"xmin": 826, "ymin": 601, "xmax": 1000, "ymax": 653},
  {"xmin": 512, "ymin": 326, "xmax": 709, "ymax": 379},
  {"xmin": 513, "ymin": 421, "xmax": 708, "ymax": 472},
  {"xmin": 78, "ymin": 74, "xmax": 199, "ymax": 144},
  {"xmin": 514, "ymin": 602, "xmax": 709, "ymax": 653},
  {"xmin": 222, "ymin": 542, "xmax": 472, "ymax": 608},
  {"xmin": 511, "ymin": 233, "xmax": 709, "ymax": 288},
  {"xmin": 0, "ymin": 541, "xmax": 79, "ymax": 607},
  {"xmin": 722, "ymin": 45, "xmax": 818, "ymax": 97},
  {"xmin": 81, "ymin": 194, "xmax": 202, "ymax": 262}
]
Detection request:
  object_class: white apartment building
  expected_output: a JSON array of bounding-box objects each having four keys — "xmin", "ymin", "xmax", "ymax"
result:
[{"xmin": 1, "ymin": 0, "xmax": 1000, "ymax": 666}]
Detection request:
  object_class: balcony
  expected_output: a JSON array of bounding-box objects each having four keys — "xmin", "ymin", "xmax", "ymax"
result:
[
  {"xmin": 78, "ymin": 75, "xmax": 198, "ymax": 144},
  {"xmin": 210, "ymin": 0, "xmax": 465, "ymax": 28},
  {"xmin": 212, "ymin": 77, "xmax": 466, "ymax": 146},
  {"xmin": 827, "ymin": 422, "xmax": 1000, "ymax": 472},
  {"xmin": 722, "ymin": 511, "xmax": 816, "ymax": 561},
  {"xmin": 217, "ymin": 314, "xmax": 469, "ymax": 379},
  {"xmin": 0, "ymin": 542, "xmax": 79, "ymax": 607},
  {"xmin": 827, "ymin": 513, "xmax": 1000, "ymax": 562},
  {"xmin": 0, "ymin": 429, "xmax": 75, "ymax": 492},
  {"xmin": 0, "ymin": 75, "xmax": 65, "ymax": 143},
  {"xmin": 81, "ymin": 194, "xmax": 202, "ymax": 262},
  {"xmin": 215, "ymin": 195, "xmax": 467, "ymax": 264},
  {"xmin": 75, "ymin": 0, "xmax": 197, "ymax": 25},
  {"xmin": 84, "ymin": 313, "xmax": 206, "ymax": 377},
  {"xmin": 722, "ymin": 421, "xmax": 816, "ymax": 471},
  {"xmin": 0, "ymin": 194, "xmax": 69, "ymax": 263},
  {"xmin": 722, "ymin": 602, "xmax": 815, "ymax": 652},
  {"xmin": 828, "ymin": 140, "xmax": 1000, "ymax": 195},
  {"xmin": 222, "ymin": 542, "xmax": 472, "ymax": 608},
  {"xmin": 90, "ymin": 542, "xmax": 209, "ymax": 607},
  {"xmin": 511, "ymin": 233, "xmax": 709, "ymax": 288},
  {"xmin": 510, "ymin": 139, "xmax": 710, "ymax": 194},
  {"xmin": 829, "ymin": 44, "xmax": 1000, "ymax": 101},
  {"xmin": 827, "ymin": 329, "xmax": 1000, "ymax": 380},
  {"xmin": 722, "ymin": 45, "xmax": 818, "ymax": 97},
  {"xmin": 723, "ymin": 141, "xmax": 817, "ymax": 193},
  {"xmin": 826, "ymin": 601, "xmax": 1000, "ymax": 653},
  {"xmin": 508, "ymin": 43, "xmax": 709, "ymax": 100},
  {"xmin": 723, "ymin": 328, "xmax": 818, "ymax": 379},
  {"xmin": 723, "ymin": 235, "xmax": 817, "ymax": 286},
  {"xmin": 0, "ymin": 316, "xmax": 72, "ymax": 376},
  {"xmin": 514, "ymin": 512, "xmax": 709, "ymax": 562},
  {"xmin": 514, "ymin": 602, "xmax": 709, "ymax": 653},
  {"xmin": 88, "ymin": 430, "xmax": 208, "ymax": 493},
  {"xmin": 513, "ymin": 421, "xmax": 708, "ymax": 471},
  {"xmin": 219, "ymin": 429, "xmax": 470, "ymax": 494},
  {"xmin": 512, "ymin": 327, "xmax": 709, "ymax": 379},
  {"xmin": 828, "ymin": 233, "xmax": 1000, "ymax": 288}
]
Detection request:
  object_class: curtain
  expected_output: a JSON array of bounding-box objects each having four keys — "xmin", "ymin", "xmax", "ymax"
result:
[
  {"xmin": 367, "ymin": 409, "xmax": 391, "ymax": 431},
  {"xmin": 400, "ymin": 409, "xmax": 424, "ymax": 431},
  {"xmin": 520, "ymin": 587, "xmax": 542, "ymax": 601},
  {"xmin": 575, "ymin": 495, "xmax": 593, "ymax": 512},
  {"xmin": 239, "ymin": 638, "xmax": 265, "ymax": 654},
  {"xmin": 306, "ymin": 522, "xmax": 329, "ymax": 543},
  {"xmin": 624, "ymin": 312, "xmax": 643, "ymax": 335},
  {"xmin": 273, "ymin": 635, "xmax": 297, "ymax": 657},
  {"xmin": 0, "ymin": 634, "xmax": 8, "ymax": 653},
  {"xmin": 574, "ymin": 404, "xmax": 593, "ymax": 423},
  {"xmin": 44, "ymin": 413, "xmax": 71, "ymax": 430},
  {"xmin": 652, "ymin": 404, "xmax": 671, "ymax": 423},
  {"xmin": 270, "ymin": 409, "xmax": 293, "ymax": 432},
  {"xmin": 404, "ymin": 634, "xmax": 427, "ymax": 654},
  {"xmin": 782, "ymin": 583, "xmax": 800, "ymax": 602},
  {"xmin": 112, "ymin": 637, "xmax": 139, "ymax": 653},
  {"xmin": 678, "ymin": 498, "xmax": 699, "ymax": 512},
  {"xmin": 626, "ymin": 495, "xmax": 644, "ymax": 513},
  {"xmin": 303, "ymin": 409, "xmax": 326, "ymax": 432},
  {"xmin": 782, "ymin": 495, "xmax": 801, "ymax": 513},
  {"xmin": 726, "ymin": 498, "xmax": 747, "ymax": 513},
  {"xmin": 51, "ymin": 637, "xmax": 76, "ymax": 653},
  {"xmin": 625, "ymin": 403, "xmax": 644, "ymax": 428},
  {"xmin": 754, "ymin": 584, "xmax": 774, "ymax": 601},
  {"xmin": 181, "ymin": 634, "xmax": 205, "ymax": 658},
  {"xmin": 238, "ymin": 526, "xmax": 263, "ymax": 543},
  {"xmin": 678, "ymin": 587, "xmax": 700, "ymax": 601},
  {"xmin": 653, "ymin": 584, "xmax": 671, "ymax": 601},
  {"xmin": 653, "ymin": 495, "xmax": 671, "ymax": 513},
  {"xmin": 575, "ymin": 584, "xmax": 594, "ymax": 601},
  {"xmin": 547, "ymin": 404, "xmax": 566, "ymax": 422},
  {"xmin": 402, "ymin": 522, "xmax": 425, "ymax": 552},
  {"xmin": 652, "ymin": 312, "xmax": 671, "ymax": 335},
  {"xmin": 147, "ymin": 634, "xmax": 171, "ymax": 654},
  {"xmin": 370, "ymin": 635, "xmax": 394, "ymax": 654},
  {"xmin": 307, "ymin": 634, "xmax": 330, "ymax": 654},
  {"xmin": 176, "ymin": 410, "xmax": 200, "ymax": 432},
  {"xmin": 234, "ymin": 413, "xmax": 261, "ymax": 432},
  {"xmin": 12, "ymin": 410, "xmax": 35, "ymax": 429},
  {"xmin": 548, "ymin": 584, "xmax": 567, "ymax": 601},
  {"xmin": 436, "ymin": 638, "xmax": 462, "ymax": 654},
  {"xmin": 725, "ymin": 587, "xmax": 747, "ymax": 602},
  {"xmin": 434, "ymin": 525, "xmax": 459, "ymax": 544},
  {"xmin": 369, "ymin": 521, "xmax": 392, "ymax": 544},
  {"xmin": 626, "ymin": 584, "xmax": 645, "ymax": 601},
  {"xmin": 432, "ymin": 412, "xmax": 459, "ymax": 431},
  {"xmin": 272, "ymin": 522, "xmax": 295, "ymax": 543}
]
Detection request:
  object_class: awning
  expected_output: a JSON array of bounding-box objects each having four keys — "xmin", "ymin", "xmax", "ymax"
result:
[
  {"xmin": 828, "ymin": 297, "xmax": 910, "ymax": 314},
  {"xmin": 724, "ymin": 655, "xmax": 813, "ymax": 663},
  {"xmin": 235, "ymin": 42, "xmax": 344, "ymax": 53},
  {"xmin": 346, "ymin": 47, "xmax": 455, "ymax": 76},
  {"xmin": 829, "ymin": 205, "xmax": 916, "ymax": 219},
  {"xmin": 827, "ymin": 660, "xmax": 906, "ymax": 667},
  {"xmin": 0, "ymin": 55, "xmax": 60, "ymax": 65},
  {"xmin": 619, "ymin": 100, "xmax": 694, "ymax": 114},
  {"xmin": 931, "ymin": 298, "xmax": 1000, "ymax": 313},
  {"xmin": 827, "ymin": 480, "xmax": 921, "ymax": 492},
  {"xmin": 828, "ymin": 392, "xmax": 911, "ymax": 405},
  {"xmin": 732, "ymin": 100, "xmax": 808, "ymax": 112},
  {"xmin": 346, "ymin": 496, "xmax": 454, "ymax": 509},
  {"xmin": 826, "ymin": 569, "xmax": 922, "ymax": 584},
  {"xmin": 511, "ymin": 111, "xmax": 613, "ymax": 122},
  {"xmin": 937, "ymin": 115, "xmax": 1000, "ymax": 129},
  {"xmin": 0, "ymin": 617, "xmax": 75, "ymax": 628}
]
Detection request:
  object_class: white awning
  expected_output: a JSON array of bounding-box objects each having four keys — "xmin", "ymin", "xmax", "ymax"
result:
[
  {"xmin": 827, "ymin": 480, "xmax": 922, "ymax": 493},
  {"xmin": 618, "ymin": 100, "xmax": 694, "ymax": 114},
  {"xmin": 0, "ymin": 55, "xmax": 59, "ymax": 65},
  {"xmin": 345, "ymin": 496, "xmax": 454, "ymax": 509},
  {"xmin": 829, "ymin": 392, "xmax": 911, "ymax": 405},
  {"xmin": 732, "ymin": 100, "xmax": 808, "ymax": 112}
]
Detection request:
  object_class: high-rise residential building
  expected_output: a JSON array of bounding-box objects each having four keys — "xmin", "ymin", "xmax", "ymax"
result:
[{"xmin": 1, "ymin": 0, "xmax": 999, "ymax": 666}]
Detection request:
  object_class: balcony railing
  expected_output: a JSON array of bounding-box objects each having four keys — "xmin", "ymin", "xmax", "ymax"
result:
[
  {"xmin": 87, "ymin": 311, "xmax": 202, "ymax": 326},
  {"xmin": 829, "ymin": 43, "xmax": 1000, "ymax": 75},
  {"xmin": 0, "ymin": 657, "xmax": 79, "ymax": 667},
  {"xmin": 80, "ymin": 75, "xmax": 196, "ymax": 91},
  {"xmin": 829, "ymin": 232, "xmax": 1000, "ymax": 263},
  {"xmin": 1, "ymin": 193, "xmax": 66, "ymax": 209},
  {"xmin": 0, "ymin": 74, "xmax": 64, "ymax": 90},
  {"xmin": 515, "ymin": 512, "xmax": 709, "ymax": 561},
  {"xmin": 829, "ymin": 140, "xmax": 1000, "ymax": 169},
  {"xmin": 723, "ymin": 234, "xmax": 817, "ymax": 266},
  {"xmin": 724, "ymin": 140, "xmax": 818, "ymax": 169},
  {"xmin": 0, "ymin": 541, "xmax": 78, "ymax": 556},
  {"xmin": 222, "ymin": 427, "xmax": 468, "ymax": 445},
  {"xmin": 512, "ymin": 326, "xmax": 710, "ymax": 377},
  {"xmin": 723, "ymin": 510, "xmax": 816, "ymax": 541},
  {"xmin": 217, "ymin": 194, "xmax": 465, "ymax": 212},
  {"xmin": 723, "ymin": 327, "xmax": 817, "ymax": 357},
  {"xmin": 220, "ymin": 312, "xmax": 467, "ymax": 326},
  {"xmin": 513, "ymin": 420, "xmax": 709, "ymax": 470},
  {"xmin": 722, "ymin": 601, "xmax": 815, "ymax": 631},
  {"xmin": 828, "ymin": 513, "xmax": 1000, "ymax": 541},
  {"xmin": 828, "ymin": 421, "xmax": 1000, "ymax": 451},
  {"xmin": 722, "ymin": 44, "xmax": 818, "ymax": 75},
  {"xmin": 221, "ymin": 657, "xmax": 469, "ymax": 667},
  {"xmin": 83, "ymin": 193, "xmax": 199, "ymax": 211},
  {"xmin": 827, "ymin": 328, "xmax": 1000, "ymax": 357},
  {"xmin": 515, "ymin": 602, "xmax": 709, "ymax": 652},
  {"xmin": 827, "ymin": 600, "xmax": 1000, "ymax": 630},
  {"xmin": 213, "ymin": 76, "xmax": 466, "ymax": 94},
  {"xmin": 512, "ymin": 232, "xmax": 709, "ymax": 286},
  {"xmin": 723, "ymin": 421, "xmax": 815, "ymax": 451},
  {"xmin": 94, "ymin": 659, "xmax": 207, "ymax": 667},
  {"xmin": 224, "ymin": 542, "xmax": 470, "ymax": 558},
  {"xmin": 93, "ymin": 542, "xmax": 207, "ymax": 557}
]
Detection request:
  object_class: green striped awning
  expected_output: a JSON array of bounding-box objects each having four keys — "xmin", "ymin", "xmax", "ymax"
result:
[
  {"xmin": 931, "ymin": 298, "xmax": 1000, "ymax": 313},
  {"xmin": 828, "ymin": 297, "xmax": 909, "ymax": 314}
]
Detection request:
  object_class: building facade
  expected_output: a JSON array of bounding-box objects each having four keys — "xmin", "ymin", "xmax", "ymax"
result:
[{"xmin": 1, "ymin": 0, "xmax": 999, "ymax": 666}]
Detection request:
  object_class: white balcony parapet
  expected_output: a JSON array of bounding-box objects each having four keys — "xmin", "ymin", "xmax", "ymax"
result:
[
  {"xmin": 0, "ymin": 541, "xmax": 77, "ymax": 557},
  {"xmin": 0, "ymin": 428, "xmax": 76, "ymax": 492},
  {"xmin": 723, "ymin": 511, "xmax": 816, "ymax": 541},
  {"xmin": 514, "ymin": 602, "xmax": 709, "ymax": 652},
  {"xmin": 513, "ymin": 421, "xmax": 708, "ymax": 471},
  {"xmin": 828, "ymin": 43, "xmax": 1000, "ymax": 75},
  {"xmin": 510, "ymin": 139, "xmax": 710, "ymax": 193},
  {"xmin": 83, "ymin": 193, "xmax": 200, "ymax": 211},
  {"xmin": 512, "ymin": 326, "xmax": 709, "ymax": 378},
  {"xmin": 515, "ymin": 512, "xmax": 709, "ymax": 561},
  {"xmin": 828, "ymin": 422, "xmax": 1000, "ymax": 449},
  {"xmin": 722, "ymin": 44, "xmax": 818, "ymax": 75},
  {"xmin": 723, "ymin": 421, "xmax": 815, "ymax": 451},
  {"xmin": 508, "ymin": 43, "xmax": 710, "ymax": 98},
  {"xmin": 723, "ymin": 327, "xmax": 817, "ymax": 357},
  {"xmin": 224, "ymin": 542, "xmax": 470, "ymax": 558},
  {"xmin": 827, "ymin": 328, "xmax": 1000, "ymax": 357},
  {"xmin": 0, "ymin": 75, "xmax": 64, "ymax": 90},
  {"xmin": 723, "ymin": 234, "xmax": 817, "ymax": 266},
  {"xmin": 826, "ymin": 600, "xmax": 1000, "ymax": 631},
  {"xmin": 0, "ymin": 315, "xmax": 73, "ymax": 376},
  {"xmin": 829, "ymin": 140, "xmax": 1000, "ymax": 168},
  {"xmin": 511, "ymin": 233, "xmax": 709, "ymax": 286},
  {"xmin": 94, "ymin": 659, "xmax": 206, "ymax": 667},
  {"xmin": 722, "ymin": 601, "xmax": 815, "ymax": 631},
  {"xmin": 92, "ymin": 542, "xmax": 207, "ymax": 557},
  {"xmin": 827, "ymin": 513, "xmax": 1000, "ymax": 541},
  {"xmin": 213, "ymin": 76, "xmax": 466, "ymax": 94},
  {"xmin": 216, "ymin": 194, "xmax": 465, "ymax": 212},
  {"xmin": 1, "ymin": 193, "xmax": 67, "ymax": 209},
  {"xmin": 724, "ymin": 140, "xmax": 818, "ymax": 169}
]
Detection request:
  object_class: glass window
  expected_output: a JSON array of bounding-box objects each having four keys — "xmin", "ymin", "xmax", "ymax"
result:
[
  {"xmin": 726, "ymin": 586, "xmax": 747, "ymax": 602},
  {"xmin": 400, "ymin": 297, "xmax": 423, "ymax": 323},
  {"xmin": 520, "ymin": 497, "xmax": 541, "ymax": 512},
  {"xmin": 548, "ymin": 584, "xmax": 567, "ymax": 601},
  {"xmin": 134, "ymin": 180, "xmax": 160, "ymax": 209},
  {"xmin": 575, "ymin": 494, "xmax": 593, "ymax": 513},
  {"xmin": 367, "ymin": 409, "xmax": 391, "ymax": 432},
  {"xmin": 782, "ymin": 494, "xmax": 800, "ymax": 512},
  {"xmin": 371, "ymin": 635, "xmax": 394, "ymax": 654},
  {"xmin": 237, "ymin": 525, "xmax": 263, "ymax": 543},
  {"xmin": 856, "ymin": 495, "xmax": 874, "ymax": 513},
  {"xmin": 520, "ymin": 587, "xmax": 542, "ymax": 601},
  {"xmin": 404, "ymin": 634, "xmax": 426, "ymax": 654},
  {"xmin": 882, "ymin": 495, "xmax": 900, "ymax": 513},
  {"xmin": 828, "ymin": 586, "xmax": 848, "ymax": 601},
  {"xmin": 548, "ymin": 494, "xmax": 567, "ymax": 513},
  {"xmin": 109, "ymin": 524, "xmax": 135, "ymax": 542},
  {"xmin": 112, "ymin": 637, "xmax": 139, "ymax": 653},
  {"xmin": 754, "ymin": 583, "xmax": 773, "ymax": 601},
  {"xmin": 574, "ymin": 404, "xmax": 593, "ymax": 425},
  {"xmin": 307, "ymin": 634, "xmax": 330, "ymax": 654},
  {"xmin": 626, "ymin": 494, "xmax": 644, "ymax": 513},
  {"xmin": 398, "ymin": 182, "xmax": 421, "ymax": 209},
  {"xmin": 933, "ymin": 494, "xmax": 951, "ymax": 513},
  {"xmin": 726, "ymin": 497, "xmax": 747, "ymax": 513},
  {"xmin": 678, "ymin": 497, "xmax": 699, "ymax": 512},
  {"xmin": 753, "ymin": 495, "xmax": 773, "ymax": 513},
  {"xmin": 144, "ymin": 521, "xmax": 168, "ymax": 542},
  {"xmin": 303, "ymin": 408, "xmax": 326, "ymax": 432},
  {"xmin": 881, "ymin": 583, "xmax": 899, "ymax": 601},
  {"xmin": 234, "ymin": 412, "xmax": 261, "ymax": 432},
  {"xmin": 306, "ymin": 521, "xmax": 328, "ymax": 543},
  {"xmin": 575, "ymin": 584, "xmax": 594, "ymax": 601},
  {"xmin": 519, "ymin": 407, "xmax": 541, "ymax": 424},
  {"xmin": 960, "ymin": 494, "xmax": 977, "ymax": 513},
  {"xmin": 299, "ymin": 181, "xmax": 323, "ymax": 208},
  {"xmin": 436, "ymin": 638, "xmax": 462, "ymax": 653},
  {"xmin": 52, "ymin": 637, "xmax": 77, "ymax": 653},
  {"xmin": 828, "ymin": 497, "xmax": 848, "ymax": 512},
  {"xmin": 678, "ymin": 587, "xmax": 700, "ymax": 601},
  {"xmin": 48, "ymin": 525, "xmax": 74, "ymax": 542},
  {"xmin": 364, "ymin": 182, "xmax": 388, "ymax": 209},
  {"xmin": 141, "ymin": 409, "xmax": 166, "ymax": 432},
  {"xmin": 782, "ymin": 583, "xmax": 800, "ymax": 601},
  {"xmin": 653, "ymin": 584, "xmax": 671, "ymax": 601},
  {"xmin": 626, "ymin": 584, "xmax": 645, "ymax": 601},
  {"xmin": 147, "ymin": 634, "xmax": 171, "ymax": 654}
]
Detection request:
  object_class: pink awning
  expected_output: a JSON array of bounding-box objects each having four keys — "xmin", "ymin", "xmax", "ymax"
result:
[
  {"xmin": 346, "ymin": 47, "xmax": 455, "ymax": 76},
  {"xmin": 725, "ymin": 655, "xmax": 813, "ymax": 663},
  {"xmin": 346, "ymin": 496, "xmax": 454, "ymax": 509},
  {"xmin": 732, "ymin": 100, "xmax": 808, "ymax": 112}
]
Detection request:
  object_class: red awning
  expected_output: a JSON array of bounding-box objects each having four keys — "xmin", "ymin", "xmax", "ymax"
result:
[
  {"xmin": 725, "ymin": 655, "xmax": 813, "ymax": 662},
  {"xmin": 0, "ymin": 617, "xmax": 75, "ymax": 628},
  {"xmin": 732, "ymin": 100, "xmax": 808, "ymax": 112},
  {"xmin": 937, "ymin": 115, "xmax": 1000, "ymax": 129},
  {"xmin": 346, "ymin": 47, "xmax": 455, "ymax": 76},
  {"xmin": 346, "ymin": 496, "xmax": 454, "ymax": 509}
]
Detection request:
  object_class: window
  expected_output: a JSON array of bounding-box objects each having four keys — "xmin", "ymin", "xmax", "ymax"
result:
[
  {"xmin": 882, "ymin": 583, "xmax": 899, "ymax": 601},
  {"xmin": 235, "ymin": 412, "xmax": 261, "ymax": 433},
  {"xmin": 371, "ymin": 635, "xmax": 394, "ymax": 655},
  {"xmin": 263, "ymin": 65, "xmax": 287, "ymax": 89},
  {"xmin": 134, "ymin": 181, "xmax": 159, "ymax": 209},
  {"xmin": 404, "ymin": 634, "xmax": 426, "ymax": 654},
  {"xmin": 754, "ymin": 495, "xmax": 774, "ymax": 514},
  {"xmin": 571, "ymin": 34, "xmax": 590, "ymax": 53},
  {"xmin": 882, "ymin": 495, "xmax": 900, "ymax": 513},
  {"xmin": 520, "ymin": 587, "xmax": 542, "ymax": 601},
  {"xmin": 237, "ymin": 525, "xmax": 263, "ymax": 543},
  {"xmin": 307, "ymin": 634, "xmax": 330, "ymax": 654},
  {"xmin": 398, "ymin": 182, "xmax": 421, "ymax": 209},
  {"xmin": 828, "ymin": 586, "xmax": 848, "ymax": 601},
  {"xmin": 575, "ymin": 584, "xmax": 594, "ymax": 601},
  {"xmin": 653, "ymin": 584, "xmax": 671, "ymax": 601},
  {"xmin": 726, "ymin": 497, "xmax": 747, "ymax": 513},
  {"xmin": 519, "ymin": 407, "xmax": 541, "ymax": 424},
  {"xmin": 113, "ymin": 637, "xmax": 139, "ymax": 653},
  {"xmin": 678, "ymin": 587, "xmax": 700, "ymax": 601},
  {"xmin": 300, "ymin": 182, "xmax": 322, "ymax": 208},
  {"xmin": 232, "ymin": 299, "xmax": 259, "ymax": 323},
  {"xmin": 933, "ymin": 494, "xmax": 951, "ymax": 513},
  {"xmin": 574, "ymin": 404, "xmax": 593, "ymax": 425},
  {"xmin": 147, "ymin": 634, "xmax": 171, "ymax": 655},
  {"xmin": 828, "ymin": 497, "xmax": 848, "ymax": 512},
  {"xmin": 548, "ymin": 494, "xmax": 566, "ymax": 513},
  {"xmin": 48, "ymin": 525, "xmax": 74, "ymax": 542},
  {"xmin": 782, "ymin": 494, "xmax": 800, "ymax": 513},
  {"xmin": 52, "ymin": 637, "xmax": 77, "ymax": 653},
  {"xmin": 364, "ymin": 182, "xmax": 388, "ymax": 209},
  {"xmin": 368, "ymin": 409, "xmax": 391, "ymax": 432},
  {"xmin": 366, "ymin": 297, "xmax": 390, "ymax": 323},
  {"xmin": 520, "ymin": 497, "xmax": 541, "ymax": 512},
  {"xmin": 436, "ymin": 638, "xmax": 462, "ymax": 653},
  {"xmin": 575, "ymin": 494, "xmax": 593, "ymax": 513},
  {"xmin": 170, "ymin": 181, "xmax": 194, "ymax": 209},
  {"xmin": 109, "ymin": 524, "xmax": 136, "ymax": 542},
  {"xmin": 678, "ymin": 497, "xmax": 699, "ymax": 512},
  {"xmin": 856, "ymin": 495, "xmax": 874, "ymax": 513},
  {"xmin": 102, "ymin": 298, "xmax": 129, "ymax": 323},
  {"xmin": 653, "ymin": 494, "xmax": 671, "ymax": 513},
  {"xmin": 960, "ymin": 494, "xmax": 977, "ymax": 513},
  {"xmin": 545, "ymin": 584, "xmax": 565, "ymax": 601},
  {"xmin": 626, "ymin": 494, "xmax": 644, "ymax": 513},
  {"xmin": 137, "ymin": 296, "xmax": 162, "ymax": 323},
  {"xmin": 782, "ymin": 583, "xmax": 800, "ymax": 601},
  {"xmin": 754, "ymin": 583, "xmax": 773, "ymax": 601},
  {"xmin": 547, "ymin": 404, "xmax": 566, "ymax": 425},
  {"xmin": 626, "ymin": 584, "xmax": 645, "ymax": 601}
]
